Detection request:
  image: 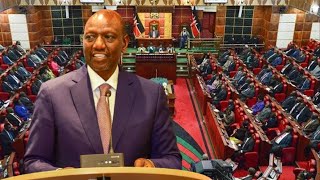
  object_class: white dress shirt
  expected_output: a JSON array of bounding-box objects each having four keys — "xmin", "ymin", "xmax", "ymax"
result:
[{"xmin": 87, "ymin": 65, "xmax": 118, "ymax": 123}]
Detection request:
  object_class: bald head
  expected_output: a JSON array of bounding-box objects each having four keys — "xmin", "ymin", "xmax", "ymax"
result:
[{"xmin": 85, "ymin": 10, "xmax": 126, "ymax": 36}]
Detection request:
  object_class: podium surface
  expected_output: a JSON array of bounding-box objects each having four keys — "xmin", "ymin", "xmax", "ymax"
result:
[{"xmin": 7, "ymin": 167, "xmax": 211, "ymax": 180}]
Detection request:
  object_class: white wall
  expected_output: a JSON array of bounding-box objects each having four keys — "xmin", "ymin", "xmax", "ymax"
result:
[
  {"xmin": 8, "ymin": 14, "xmax": 30, "ymax": 49},
  {"xmin": 276, "ymin": 14, "xmax": 296, "ymax": 49},
  {"xmin": 310, "ymin": 22, "xmax": 320, "ymax": 41}
]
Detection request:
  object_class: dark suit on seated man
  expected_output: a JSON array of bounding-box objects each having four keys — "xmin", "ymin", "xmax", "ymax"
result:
[
  {"xmin": 230, "ymin": 121, "xmax": 250, "ymax": 142},
  {"xmin": 211, "ymin": 85, "xmax": 227, "ymax": 106},
  {"xmin": 256, "ymin": 104, "xmax": 271, "ymax": 123},
  {"xmin": 240, "ymin": 83, "xmax": 255, "ymax": 100},
  {"xmin": 0, "ymin": 123, "xmax": 16, "ymax": 156},
  {"xmin": 295, "ymin": 104, "xmax": 312, "ymax": 124},
  {"xmin": 304, "ymin": 126, "xmax": 320, "ymax": 156},
  {"xmin": 232, "ymin": 131, "xmax": 255, "ymax": 164},
  {"xmin": 6, "ymin": 107, "xmax": 23, "ymax": 128},
  {"xmin": 303, "ymin": 114, "xmax": 319, "ymax": 136},
  {"xmin": 281, "ymin": 92, "xmax": 297, "ymax": 111},
  {"xmin": 270, "ymin": 126, "xmax": 293, "ymax": 157}
]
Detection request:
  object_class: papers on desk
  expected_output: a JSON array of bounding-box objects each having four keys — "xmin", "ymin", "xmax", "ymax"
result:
[
  {"xmin": 229, "ymin": 137, "xmax": 240, "ymax": 151},
  {"xmin": 214, "ymin": 109, "xmax": 220, "ymax": 113},
  {"xmin": 266, "ymin": 87, "xmax": 271, "ymax": 91},
  {"xmin": 247, "ymin": 109, "xmax": 253, "ymax": 114}
]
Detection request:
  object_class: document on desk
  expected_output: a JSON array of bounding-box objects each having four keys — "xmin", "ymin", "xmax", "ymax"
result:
[{"xmin": 229, "ymin": 138, "xmax": 239, "ymax": 151}]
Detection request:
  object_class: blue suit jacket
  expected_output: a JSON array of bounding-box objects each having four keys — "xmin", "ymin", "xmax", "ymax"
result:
[{"xmin": 24, "ymin": 66, "xmax": 181, "ymax": 173}]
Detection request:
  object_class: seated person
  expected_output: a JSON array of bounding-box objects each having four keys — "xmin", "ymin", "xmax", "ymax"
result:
[
  {"xmin": 287, "ymin": 67, "xmax": 299, "ymax": 81},
  {"xmin": 157, "ymin": 44, "xmax": 165, "ymax": 53},
  {"xmin": 240, "ymin": 82, "xmax": 255, "ymax": 101},
  {"xmin": 295, "ymin": 104, "xmax": 312, "ymax": 124},
  {"xmin": 222, "ymin": 56, "xmax": 235, "ymax": 73},
  {"xmin": 293, "ymin": 75, "xmax": 308, "ymax": 89},
  {"xmin": 289, "ymin": 97, "xmax": 303, "ymax": 117},
  {"xmin": 281, "ymin": 91, "xmax": 297, "ymax": 111},
  {"xmin": 303, "ymin": 114, "xmax": 319, "ymax": 136},
  {"xmin": 6, "ymin": 107, "xmax": 23, "ymax": 128},
  {"xmin": 19, "ymin": 92, "xmax": 34, "ymax": 113},
  {"xmin": 238, "ymin": 79, "xmax": 251, "ymax": 92},
  {"xmin": 7, "ymin": 70, "xmax": 23, "ymax": 90},
  {"xmin": 269, "ymin": 76, "xmax": 283, "ymax": 95},
  {"xmin": 211, "ymin": 84, "xmax": 227, "ymax": 107},
  {"xmin": 235, "ymin": 72, "xmax": 248, "ymax": 89},
  {"xmin": 147, "ymin": 42, "xmax": 156, "ymax": 53},
  {"xmin": 13, "ymin": 99, "xmax": 31, "ymax": 121},
  {"xmin": 207, "ymin": 74, "xmax": 222, "ymax": 93},
  {"xmin": 280, "ymin": 62, "xmax": 294, "ymax": 76},
  {"xmin": 270, "ymin": 125, "xmax": 293, "ymax": 157},
  {"xmin": 230, "ymin": 120, "xmax": 250, "ymax": 143},
  {"xmin": 257, "ymin": 65, "xmax": 269, "ymax": 80},
  {"xmin": 137, "ymin": 43, "xmax": 146, "ymax": 53},
  {"xmin": 314, "ymin": 45, "xmax": 320, "ymax": 57},
  {"xmin": 1, "ymin": 77, "xmax": 15, "ymax": 94},
  {"xmin": 313, "ymin": 88, "xmax": 320, "ymax": 107},
  {"xmin": 149, "ymin": 26, "xmax": 159, "ymax": 38},
  {"xmin": 259, "ymin": 69, "xmax": 273, "ymax": 86},
  {"xmin": 268, "ymin": 52, "xmax": 282, "ymax": 67},
  {"xmin": 199, "ymin": 61, "xmax": 212, "ymax": 78},
  {"xmin": 231, "ymin": 131, "xmax": 254, "ymax": 165},
  {"xmin": 14, "ymin": 41, "xmax": 26, "ymax": 55},
  {"xmin": 310, "ymin": 62, "xmax": 320, "ymax": 79},
  {"xmin": 221, "ymin": 108, "xmax": 235, "ymax": 127},
  {"xmin": 219, "ymin": 50, "xmax": 231, "ymax": 60},
  {"xmin": 231, "ymin": 67, "xmax": 244, "ymax": 81},
  {"xmin": 304, "ymin": 126, "xmax": 320, "ymax": 157},
  {"xmin": 218, "ymin": 54, "xmax": 229, "ymax": 66},
  {"xmin": 261, "ymin": 113, "xmax": 278, "ymax": 131},
  {"xmin": 244, "ymin": 53, "xmax": 259, "ymax": 70},
  {"xmin": 263, "ymin": 47, "xmax": 275, "ymax": 59},
  {"xmin": 0, "ymin": 123, "xmax": 16, "ymax": 156},
  {"xmin": 12, "ymin": 67, "xmax": 27, "ymax": 83},
  {"xmin": 2, "ymin": 54, "xmax": 14, "ymax": 65},
  {"xmin": 255, "ymin": 104, "xmax": 271, "ymax": 123},
  {"xmin": 166, "ymin": 44, "xmax": 175, "ymax": 53},
  {"xmin": 31, "ymin": 77, "xmax": 43, "ymax": 95},
  {"xmin": 251, "ymin": 95, "xmax": 265, "ymax": 115},
  {"xmin": 306, "ymin": 58, "xmax": 318, "ymax": 72},
  {"xmin": 295, "ymin": 51, "xmax": 306, "ymax": 63}
]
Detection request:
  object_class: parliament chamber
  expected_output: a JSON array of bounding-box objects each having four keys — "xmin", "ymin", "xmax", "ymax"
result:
[{"xmin": 0, "ymin": 0, "xmax": 319, "ymax": 179}]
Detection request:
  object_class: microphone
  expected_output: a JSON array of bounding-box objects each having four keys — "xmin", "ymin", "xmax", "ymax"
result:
[
  {"xmin": 104, "ymin": 89, "xmax": 114, "ymax": 153},
  {"xmin": 106, "ymin": 89, "xmax": 111, "ymax": 97}
]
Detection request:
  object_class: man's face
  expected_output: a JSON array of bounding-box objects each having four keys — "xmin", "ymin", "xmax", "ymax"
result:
[{"xmin": 83, "ymin": 11, "xmax": 128, "ymax": 76}]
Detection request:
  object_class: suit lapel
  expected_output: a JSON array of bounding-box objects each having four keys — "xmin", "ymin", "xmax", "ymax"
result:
[
  {"xmin": 70, "ymin": 66, "xmax": 103, "ymax": 153},
  {"xmin": 113, "ymin": 71, "xmax": 135, "ymax": 150}
]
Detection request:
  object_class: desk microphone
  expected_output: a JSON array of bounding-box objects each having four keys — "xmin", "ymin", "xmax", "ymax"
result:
[
  {"xmin": 80, "ymin": 89, "xmax": 124, "ymax": 168},
  {"xmin": 105, "ymin": 89, "xmax": 113, "ymax": 153},
  {"xmin": 106, "ymin": 89, "xmax": 111, "ymax": 97}
]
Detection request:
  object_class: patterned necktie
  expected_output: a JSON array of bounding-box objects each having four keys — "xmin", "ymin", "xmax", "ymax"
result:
[{"xmin": 97, "ymin": 84, "xmax": 112, "ymax": 154}]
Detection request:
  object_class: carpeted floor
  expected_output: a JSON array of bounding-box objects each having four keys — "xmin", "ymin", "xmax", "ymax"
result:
[{"xmin": 172, "ymin": 78, "xmax": 208, "ymax": 170}]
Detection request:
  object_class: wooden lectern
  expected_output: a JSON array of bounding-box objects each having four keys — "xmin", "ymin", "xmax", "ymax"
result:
[{"xmin": 6, "ymin": 167, "xmax": 211, "ymax": 180}]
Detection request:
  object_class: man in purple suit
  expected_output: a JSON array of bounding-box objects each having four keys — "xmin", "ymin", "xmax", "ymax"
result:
[{"xmin": 24, "ymin": 10, "xmax": 181, "ymax": 173}]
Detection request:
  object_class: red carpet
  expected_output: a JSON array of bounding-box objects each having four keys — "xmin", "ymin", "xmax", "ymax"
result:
[{"xmin": 173, "ymin": 78, "xmax": 207, "ymax": 155}]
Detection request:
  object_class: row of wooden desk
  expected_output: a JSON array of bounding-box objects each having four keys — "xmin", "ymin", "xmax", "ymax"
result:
[{"xmin": 135, "ymin": 53, "xmax": 176, "ymax": 84}]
